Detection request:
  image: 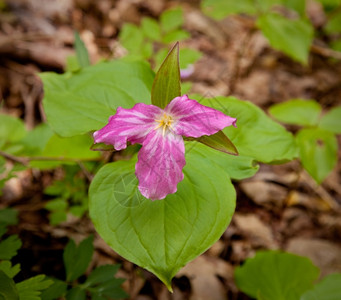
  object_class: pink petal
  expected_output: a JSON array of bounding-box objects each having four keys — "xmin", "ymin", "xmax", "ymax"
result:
[
  {"xmin": 165, "ymin": 95, "xmax": 237, "ymax": 138},
  {"xmin": 136, "ymin": 130, "xmax": 185, "ymax": 200},
  {"xmin": 93, "ymin": 103, "xmax": 162, "ymax": 150}
]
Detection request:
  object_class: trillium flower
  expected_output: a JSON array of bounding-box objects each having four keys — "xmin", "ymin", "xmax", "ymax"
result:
[{"xmin": 93, "ymin": 95, "xmax": 236, "ymax": 200}]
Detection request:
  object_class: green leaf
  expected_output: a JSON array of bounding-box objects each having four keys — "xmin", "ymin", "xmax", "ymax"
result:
[
  {"xmin": 85, "ymin": 265, "xmax": 127, "ymax": 299},
  {"xmin": 89, "ymin": 150, "xmax": 236, "ymax": 290},
  {"xmin": 0, "ymin": 270, "xmax": 19, "ymax": 300},
  {"xmin": 74, "ymin": 32, "xmax": 90, "ymax": 68},
  {"xmin": 162, "ymin": 30, "xmax": 190, "ymax": 44},
  {"xmin": 319, "ymin": 106, "xmax": 341, "ymax": 134},
  {"xmin": 0, "ymin": 261, "xmax": 21, "ymax": 278},
  {"xmin": 160, "ymin": 7, "xmax": 184, "ymax": 33},
  {"xmin": 179, "ymin": 48, "xmax": 202, "ymax": 69},
  {"xmin": 41, "ymin": 60, "xmax": 154, "ymax": 137},
  {"xmin": 235, "ymin": 251, "xmax": 320, "ymax": 300},
  {"xmin": 301, "ymin": 273, "xmax": 341, "ymax": 300},
  {"xmin": 283, "ymin": 0, "xmax": 306, "ymax": 16},
  {"xmin": 296, "ymin": 128, "xmax": 337, "ymax": 183},
  {"xmin": 269, "ymin": 99, "xmax": 322, "ymax": 126},
  {"xmin": 41, "ymin": 134, "xmax": 100, "ymax": 160},
  {"xmin": 85, "ymin": 265, "xmax": 120, "ymax": 286},
  {"xmin": 65, "ymin": 287, "xmax": 86, "ymax": 300},
  {"xmin": 16, "ymin": 275, "xmax": 53, "ymax": 300},
  {"xmin": 119, "ymin": 24, "xmax": 144, "ymax": 57},
  {"xmin": 45, "ymin": 199, "xmax": 68, "ymax": 211},
  {"xmin": 66, "ymin": 56, "xmax": 81, "ymax": 73},
  {"xmin": 40, "ymin": 278, "xmax": 68, "ymax": 300},
  {"xmin": 257, "ymin": 13, "xmax": 314, "ymax": 64},
  {"xmin": 187, "ymin": 130, "xmax": 238, "ymax": 155},
  {"xmin": 90, "ymin": 278, "xmax": 127, "ymax": 299},
  {"xmin": 325, "ymin": 10, "xmax": 341, "ymax": 33},
  {"xmin": 63, "ymin": 235, "xmax": 94, "ymax": 281},
  {"xmin": 0, "ymin": 208, "xmax": 18, "ymax": 227},
  {"xmin": 151, "ymin": 43, "xmax": 181, "ymax": 109},
  {"xmin": 203, "ymin": 96, "xmax": 297, "ymax": 163},
  {"xmin": 18, "ymin": 124, "xmax": 54, "ymax": 156},
  {"xmin": 0, "ymin": 235, "xmax": 22, "ymax": 260},
  {"xmin": 142, "ymin": 17, "xmax": 161, "ymax": 41},
  {"xmin": 186, "ymin": 142, "xmax": 258, "ymax": 180},
  {"xmin": 49, "ymin": 211, "xmax": 67, "ymax": 225},
  {"xmin": 0, "ymin": 114, "xmax": 26, "ymax": 151},
  {"xmin": 202, "ymin": 0, "xmax": 257, "ymax": 20}
]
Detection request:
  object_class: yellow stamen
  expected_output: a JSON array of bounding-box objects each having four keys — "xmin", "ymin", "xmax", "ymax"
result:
[{"xmin": 155, "ymin": 113, "xmax": 174, "ymax": 136}]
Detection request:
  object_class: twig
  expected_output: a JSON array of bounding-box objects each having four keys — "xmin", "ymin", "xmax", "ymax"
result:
[
  {"xmin": 311, "ymin": 44, "xmax": 341, "ymax": 61},
  {"xmin": 0, "ymin": 150, "xmax": 28, "ymax": 166},
  {"xmin": 77, "ymin": 161, "xmax": 94, "ymax": 181},
  {"xmin": 301, "ymin": 170, "xmax": 340, "ymax": 211},
  {"xmin": 228, "ymin": 27, "xmax": 256, "ymax": 95}
]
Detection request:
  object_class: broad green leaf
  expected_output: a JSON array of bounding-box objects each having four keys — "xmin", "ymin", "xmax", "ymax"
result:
[
  {"xmin": 151, "ymin": 43, "xmax": 181, "ymax": 108},
  {"xmin": 74, "ymin": 32, "xmax": 90, "ymax": 68},
  {"xmin": 160, "ymin": 7, "xmax": 184, "ymax": 33},
  {"xmin": 179, "ymin": 48, "xmax": 202, "ymax": 69},
  {"xmin": 142, "ymin": 17, "xmax": 161, "ymax": 41},
  {"xmin": 235, "ymin": 251, "xmax": 320, "ymax": 300},
  {"xmin": 202, "ymin": 0, "xmax": 257, "ymax": 20},
  {"xmin": 204, "ymin": 96, "xmax": 297, "ymax": 163},
  {"xmin": 89, "ymin": 150, "xmax": 236, "ymax": 290},
  {"xmin": 162, "ymin": 30, "xmax": 190, "ymax": 44},
  {"xmin": 0, "ymin": 208, "xmax": 18, "ymax": 227},
  {"xmin": 40, "ymin": 278, "xmax": 68, "ymax": 300},
  {"xmin": 0, "ymin": 270, "xmax": 19, "ymax": 300},
  {"xmin": 41, "ymin": 134, "xmax": 100, "ymax": 160},
  {"xmin": 187, "ymin": 142, "xmax": 258, "ymax": 180},
  {"xmin": 187, "ymin": 130, "xmax": 238, "ymax": 155},
  {"xmin": 296, "ymin": 128, "xmax": 337, "ymax": 183},
  {"xmin": 63, "ymin": 235, "xmax": 94, "ymax": 281},
  {"xmin": 0, "ymin": 235, "xmax": 22, "ymax": 260},
  {"xmin": 257, "ymin": 13, "xmax": 314, "ymax": 64},
  {"xmin": 65, "ymin": 287, "xmax": 86, "ymax": 300},
  {"xmin": 269, "ymin": 99, "xmax": 322, "ymax": 126},
  {"xmin": 0, "ymin": 114, "xmax": 26, "ymax": 150},
  {"xmin": 85, "ymin": 265, "xmax": 120, "ymax": 286},
  {"xmin": 16, "ymin": 275, "xmax": 53, "ymax": 300},
  {"xmin": 301, "ymin": 273, "xmax": 341, "ymax": 300},
  {"xmin": 0, "ymin": 261, "xmax": 20, "ymax": 278},
  {"xmin": 41, "ymin": 60, "xmax": 154, "ymax": 137},
  {"xmin": 319, "ymin": 106, "xmax": 341, "ymax": 134}
]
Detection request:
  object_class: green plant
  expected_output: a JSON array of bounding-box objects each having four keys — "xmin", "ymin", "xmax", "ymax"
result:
[
  {"xmin": 44, "ymin": 165, "xmax": 89, "ymax": 225},
  {"xmin": 202, "ymin": 0, "xmax": 341, "ymax": 64},
  {"xmin": 269, "ymin": 99, "xmax": 341, "ymax": 183},
  {"xmin": 235, "ymin": 250, "xmax": 341, "ymax": 300},
  {"xmin": 119, "ymin": 6, "xmax": 202, "ymax": 70},
  {"xmin": 41, "ymin": 235, "xmax": 127, "ymax": 300},
  {"xmin": 0, "ymin": 208, "xmax": 53, "ymax": 300}
]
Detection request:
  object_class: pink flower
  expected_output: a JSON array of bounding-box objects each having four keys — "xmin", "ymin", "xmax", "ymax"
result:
[{"xmin": 93, "ymin": 95, "xmax": 236, "ymax": 200}]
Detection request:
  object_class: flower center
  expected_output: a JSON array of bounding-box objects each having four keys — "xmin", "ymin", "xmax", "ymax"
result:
[{"xmin": 155, "ymin": 113, "xmax": 174, "ymax": 136}]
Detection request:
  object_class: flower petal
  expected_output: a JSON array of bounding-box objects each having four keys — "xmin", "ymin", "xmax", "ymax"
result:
[
  {"xmin": 136, "ymin": 130, "xmax": 185, "ymax": 200},
  {"xmin": 93, "ymin": 103, "xmax": 162, "ymax": 150},
  {"xmin": 165, "ymin": 95, "xmax": 237, "ymax": 138}
]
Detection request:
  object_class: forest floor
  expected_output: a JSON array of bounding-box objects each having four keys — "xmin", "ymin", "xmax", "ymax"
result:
[{"xmin": 1, "ymin": 0, "xmax": 341, "ymax": 299}]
